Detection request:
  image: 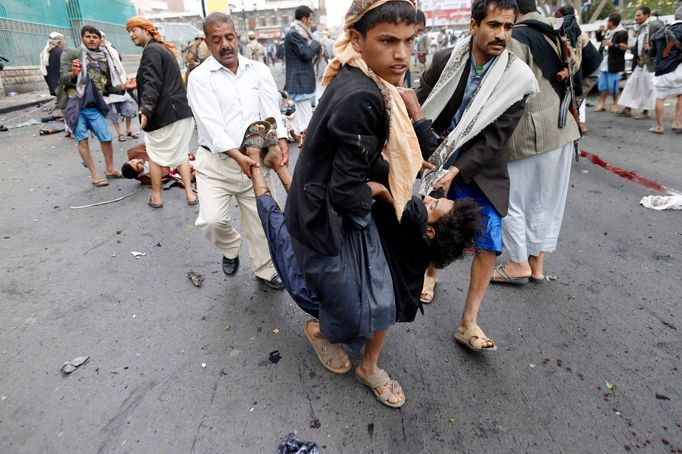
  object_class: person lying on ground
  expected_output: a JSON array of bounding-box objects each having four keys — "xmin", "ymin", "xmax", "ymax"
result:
[
  {"xmin": 121, "ymin": 143, "xmax": 196, "ymax": 189},
  {"xmin": 239, "ymin": 117, "xmax": 480, "ymax": 408}
]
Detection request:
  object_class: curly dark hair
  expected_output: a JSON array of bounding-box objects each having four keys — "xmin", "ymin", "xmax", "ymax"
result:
[
  {"xmin": 121, "ymin": 162, "xmax": 138, "ymax": 179},
  {"xmin": 430, "ymin": 199, "xmax": 482, "ymax": 269}
]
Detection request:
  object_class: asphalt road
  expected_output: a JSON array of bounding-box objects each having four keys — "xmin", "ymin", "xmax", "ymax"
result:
[{"xmin": 0, "ymin": 67, "xmax": 680, "ymax": 453}]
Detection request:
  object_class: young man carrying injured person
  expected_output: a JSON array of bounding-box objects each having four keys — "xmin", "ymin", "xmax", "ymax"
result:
[
  {"xmin": 283, "ymin": 0, "xmax": 428, "ymax": 408},
  {"xmin": 238, "ymin": 109, "xmax": 479, "ymax": 408}
]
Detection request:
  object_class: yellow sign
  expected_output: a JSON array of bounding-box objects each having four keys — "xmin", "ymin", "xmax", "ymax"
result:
[{"xmin": 205, "ymin": 0, "xmax": 231, "ymax": 14}]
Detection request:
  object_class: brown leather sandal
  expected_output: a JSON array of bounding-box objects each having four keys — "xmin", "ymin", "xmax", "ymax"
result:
[
  {"xmin": 355, "ymin": 367, "xmax": 405, "ymax": 408},
  {"xmin": 303, "ymin": 320, "xmax": 351, "ymax": 374}
]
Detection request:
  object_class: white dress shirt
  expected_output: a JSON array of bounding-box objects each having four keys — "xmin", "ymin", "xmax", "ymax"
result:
[{"xmin": 187, "ymin": 55, "xmax": 287, "ymax": 154}]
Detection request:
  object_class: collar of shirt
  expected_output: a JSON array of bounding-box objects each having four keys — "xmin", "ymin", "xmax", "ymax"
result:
[
  {"xmin": 204, "ymin": 54, "xmax": 255, "ymax": 77},
  {"xmin": 188, "ymin": 54, "xmax": 288, "ymax": 155}
]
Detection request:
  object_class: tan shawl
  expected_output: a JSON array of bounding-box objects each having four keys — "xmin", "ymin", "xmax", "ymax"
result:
[{"xmin": 322, "ymin": 0, "xmax": 423, "ymax": 221}]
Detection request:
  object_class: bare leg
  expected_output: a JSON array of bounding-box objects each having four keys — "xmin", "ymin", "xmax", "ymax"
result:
[
  {"xmin": 655, "ymin": 98, "xmax": 665, "ymax": 130},
  {"xmin": 459, "ymin": 249, "xmax": 496, "ymax": 348},
  {"xmin": 246, "ymin": 142, "xmax": 293, "ymax": 194},
  {"xmin": 595, "ymin": 92, "xmax": 607, "ymax": 111},
  {"xmin": 528, "ymin": 252, "xmax": 545, "ymax": 280},
  {"xmin": 673, "ymin": 95, "xmax": 682, "ymax": 129},
  {"xmin": 610, "ymin": 93, "xmax": 620, "ymax": 112},
  {"xmin": 149, "ymin": 160, "xmax": 163, "ymax": 206},
  {"xmin": 356, "ymin": 329, "xmax": 404, "ymax": 405},
  {"xmin": 101, "ymin": 141, "xmax": 116, "ymax": 175},
  {"xmin": 125, "ymin": 117, "xmax": 133, "ymax": 135},
  {"xmin": 111, "ymin": 122, "xmax": 122, "ymax": 139},
  {"xmin": 78, "ymin": 140, "xmax": 101, "ymax": 179},
  {"xmin": 176, "ymin": 160, "xmax": 197, "ymax": 203}
]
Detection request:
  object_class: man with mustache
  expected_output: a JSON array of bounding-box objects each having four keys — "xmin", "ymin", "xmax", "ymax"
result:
[
  {"xmin": 186, "ymin": 13, "xmax": 287, "ymax": 290},
  {"xmin": 491, "ymin": 0, "xmax": 601, "ymax": 287},
  {"xmin": 402, "ymin": 0, "xmax": 538, "ymax": 351}
]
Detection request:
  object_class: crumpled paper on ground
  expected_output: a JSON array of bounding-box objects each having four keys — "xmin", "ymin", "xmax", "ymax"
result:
[{"xmin": 640, "ymin": 195, "xmax": 682, "ymax": 210}]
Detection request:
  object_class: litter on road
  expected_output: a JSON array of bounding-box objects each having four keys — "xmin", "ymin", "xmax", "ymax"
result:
[
  {"xmin": 60, "ymin": 356, "xmax": 89, "ymax": 375},
  {"xmin": 187, "ymin": 270, "xmax": 204, "ymax": 287}
]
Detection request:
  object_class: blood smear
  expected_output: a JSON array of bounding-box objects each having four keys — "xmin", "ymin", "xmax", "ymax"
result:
[{"xmin": 580, "ymin": 150, "xmax": 682, "ymax": 196}]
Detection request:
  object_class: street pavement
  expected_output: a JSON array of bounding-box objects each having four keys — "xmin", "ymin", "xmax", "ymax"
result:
[{"xmin": 0, "ymin": 65, "xmax": 681, "ymax": 453}]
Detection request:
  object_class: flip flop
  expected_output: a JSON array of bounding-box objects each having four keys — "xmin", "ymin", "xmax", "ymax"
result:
[
  {"xmin": 529, "ymin": 276, "xmax": 546, "ymax": 285},
  {"xmin": 118, "ymin": 134, "xmax": 126, "ymax": 142},
  {"xmin": 420, "ymin": 274, "xmax": 436, "ymax": 304},
  {"xmin": 105, "ymin": 170, "xmax": 123, "ymax": 178},
  {"xmin": 648, "ymin": 127, "xmax": 664, "ymax": 134},
  {"xmin": 303, "ymin": 320, "xmax": 351, "ymax": 374},
  {"xmin": 91, "ymin": 176, "xmax": 109, "ymax": 187},
  {"xmin": 633, "ymin": 114, "xmax": 649, "ymax": 120},
  {"xmin": 148, "ymin": 198, "xmax": 163, "ymax": 208},
  {"xmin": 127, "ymin": 131, "xmax": 140, "ymax": 138},
  {"xmin": 490, "ymin": 263, "xmax": 529, "ymax": 285},
  {"xmin": 454, "ymin": 323, "xmax": 497, "ymax": 352},
  {"xmin": 187, "ymin": 195, "xmax": 199, "ymax": 206},
  {"xmin": 355, "ymin": 367, "xmax": 405, "ymax": 408}
]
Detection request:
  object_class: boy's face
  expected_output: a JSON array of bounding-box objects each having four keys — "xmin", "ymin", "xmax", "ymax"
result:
[
  {"xmin": 424, "ymin": 195, "xmax": 455, "ymax": 224},
  {"xmin": 350, "ymin": 21, "xmax": 415, "ymax": 85},
  {"xmin": 128, "ymin": 27, "xmax": 151, "ymax": 47},
  {"xmin": 128, "ymin": 158, "xmax": 144, "ymax": 173}
]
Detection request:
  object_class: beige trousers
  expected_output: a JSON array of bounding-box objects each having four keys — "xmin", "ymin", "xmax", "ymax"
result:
[{"xmin": 194, "ymin": 148, "xmax": 276, "ymax": 280}]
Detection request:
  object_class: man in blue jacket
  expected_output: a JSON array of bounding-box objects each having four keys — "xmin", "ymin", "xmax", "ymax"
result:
[{"xmin": 284, "ymin": 6, "xmax": 321, "ymax": 139}]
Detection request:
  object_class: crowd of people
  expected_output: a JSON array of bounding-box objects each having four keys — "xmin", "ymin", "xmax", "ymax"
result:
[
  {"xmin": 36, "ymin": 0, "xmax": 682, "ymax": 409},
  {"xmin": 594, "ymin": 7, "xmax": 682, "ymax": 133}
]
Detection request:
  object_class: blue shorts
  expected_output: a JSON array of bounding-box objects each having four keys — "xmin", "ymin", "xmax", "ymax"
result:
[
  {"xmin": 448, "ymin": 179, "xmax": 503, "ymax": 254},
  {"xmin": 74, "ymin": 107, "xmax": 113, "ymax": 143},
  {"xmin": 597, "ymin": 71, "xmax": 621, "ymax": 95}
]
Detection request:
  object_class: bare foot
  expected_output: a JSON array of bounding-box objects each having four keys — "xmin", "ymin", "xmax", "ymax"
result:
[
  {"xmin": 263, "ymin": 145, "xmax": 282, "ymax": 168},
  {"xmin": 243, "ymin": 146, "xmax": 261, "ymax": 162}
]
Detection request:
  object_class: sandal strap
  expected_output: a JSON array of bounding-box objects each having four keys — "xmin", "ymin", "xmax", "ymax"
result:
[
  {"xmin": 493, "ymin": 264, "xmax": 514, "ymax": 280},
  {"xmin": 421, "ymin": 275, "xmax": 436, "ymax": 294},
  {"xmin": 460, "ymin": 324, "xmax": 495, "ymax": 349},
  {"xmin": 360, "ymin": 368, "xmax": 391, "ymax": 389}
]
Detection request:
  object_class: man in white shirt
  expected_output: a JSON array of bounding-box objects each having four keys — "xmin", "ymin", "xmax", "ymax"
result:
[{"xmin": 187, "ymin": 12, "xmax": 288, "ymax": 289}]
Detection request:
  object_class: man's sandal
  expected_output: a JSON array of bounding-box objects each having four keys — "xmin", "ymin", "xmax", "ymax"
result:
[
  {"xmin": 490, "ymin": 263, "xmax": 529, "ymax": 285},
  {"xmin": 105, "ymin": 170, "xmax": 123, "ymax": 178},
  {"xmin": 239, "ymin": 120, "xmax": 270, "ymax": 151},
  {"xmin": 91, "ymin": 176, "xmax": 109, "ymax": 187},
  {"xmin": 127, "ymin": 131, "xmax": 140, "ymax": 138},
  {"xmin": 420, "ymin": 274, "xmax": 437, "ymax": 304},
  {"xmin": 303, "ymin": 320, "xmax": 351, "ymax": 374},
  {"xmin": 118, "ymin": 134, "xmax": 126, "ymax": 142},
  {"xmin": 355, "ymin": 367, "xmax": 405, "ymax": 408},
  {"xmin": 454, "ymin": 324, "xmax": 498, "ymax": 352}
]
